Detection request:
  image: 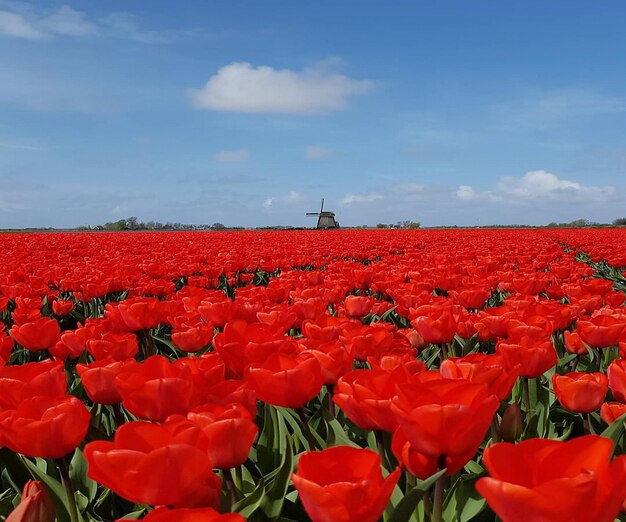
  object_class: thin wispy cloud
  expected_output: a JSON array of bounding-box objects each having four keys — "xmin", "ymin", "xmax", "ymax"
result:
[
  {"xmin": 0, "ymin": 141, "xmax": 40, "ymax": 150},
  {"xmin": 492, "ymin": 89, "xmax": 626, "ymax": 128},
  {"xmin": 340, "ymin": 193, "xmax": 384, "ymax": 205},
  {"xmin": 214, "ymin": 149, "xmax": 250, "ymax": 163},
  {"xmin": 263, "ymin": 191, "xmax": 303, "ymax": 209},
  {"xmin": 190, "ymin": 61, "xmax": 373, "ymax": 114},
  {"xmin": 0, "ymin": 2, "xmax": 194, "ymax": 43},
  {"xmin": 305, "ymin": 145, "xmax": 334, "ymax": 160}
]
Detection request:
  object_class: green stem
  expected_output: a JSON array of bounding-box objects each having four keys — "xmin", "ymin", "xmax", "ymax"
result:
[
  {"xmin": 522, "ymin": 378, "xmax": 532, "ymax": 425},
  {"xmin": 56, "ymin": 458, "xmax": 79, "ymax": 522},
  {"xmin": 432, "ymin": 456, "xmax": 446, "ymax": 522},
  {"xmin": 224, "ymin": 468, "xmax": 239, "ymax": 507},
  {"xmin": 440, "ymin": 343, "xmax": 449, "ymax": 361},
  {"xmin": 490, "ymin": 414, "xmax": 501, "ymax": 443},
  {"xmin": 113, "ymin": 403, "xmax": 125, "ymax": 428},
  {"xmin": 297, "ymin": 409, "xmax": 316, "ymax": 450},
  {"xmin": 375, "ymin": 430, "xmax": 387, "ymax": 467},
  {"xmin": 326, "ymin": 384, "xmax": 336, "ymax": 417}
]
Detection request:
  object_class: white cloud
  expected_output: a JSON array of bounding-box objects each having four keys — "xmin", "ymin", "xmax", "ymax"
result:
[
  {"xmin": 189, "ymin": 61, "xmax": 373, "ymax": 114},
  {"xmin": 0, "ymin": 10, "xmax": 44, "ymax": 38},
  {"xmin": 305, "ymin": 145, "xmax": 334, "ymax": 161},
  {"xmin": 39, "ymin": 5, "xmax": 97, "ymax": 36},
  {"xmin": 263, "ymin": 191, "xmax": 302, "ymax": 210},
  {"xmin": 457, "ymin": 170, "xmax": 615, "ymax": 204},
  {"xmin": 456, "ymin": 185, "xmax": 480, "ymax": 201},
  {"xmin": 99, "ymin": 12, "xmax": 171, "ymax": 44},
  {"xmin": 341, "ymin": 193, "xmax": 384, "ymax": 205},
  {"xmin": 214, "ymin": 149, "xmax": 249, "ymax": 163},
  {"xmin": 0, "ymin": 3, "xmax": 180, "ymax": 43}
]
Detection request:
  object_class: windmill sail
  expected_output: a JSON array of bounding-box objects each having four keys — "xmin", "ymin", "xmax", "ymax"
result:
[{"xmin": 305, "ymin": 198, "xmax": 339, "ymax": 229}]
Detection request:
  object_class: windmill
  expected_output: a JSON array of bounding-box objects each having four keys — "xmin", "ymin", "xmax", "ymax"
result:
[{"xmin": 306, "ymin": 198, "xmax": 339, "ymax": 229}]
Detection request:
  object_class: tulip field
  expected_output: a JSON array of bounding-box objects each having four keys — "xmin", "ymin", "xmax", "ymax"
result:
[{"xmin": 2, "ymin": 228, "xmax": 626, "ymax": 522}]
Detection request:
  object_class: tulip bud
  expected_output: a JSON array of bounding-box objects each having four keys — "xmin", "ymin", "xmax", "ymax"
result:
[
  {"xmin": 499, "ymin": 403, "xmax": 523, "ymax": 442},
  {"xmin": 7, "ymin": 480, "xmax": 55, "ymax": 522}
]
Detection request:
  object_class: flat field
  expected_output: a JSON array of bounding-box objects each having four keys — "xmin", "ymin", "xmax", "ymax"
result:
[{"xmin": 1, "ymin": 228, "xmax": 626, "ymax": 521}]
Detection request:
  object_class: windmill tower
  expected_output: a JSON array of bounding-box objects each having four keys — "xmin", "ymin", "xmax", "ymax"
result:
[{"xmin": 306, "ymin": 198, "xmax": 339, "ymax": 229}]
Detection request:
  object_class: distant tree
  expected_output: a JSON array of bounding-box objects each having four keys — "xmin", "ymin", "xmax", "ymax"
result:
[
  {"xmin": 613, "ymin": 218, "xmax": 626, "ymax": 226},
  {"xmin": 376, "ymin": 223, "xmax": 388, "ymax": 229},
  {"xmin": 395, "ymin": 220, "xmax": 421, "ymax": 229},
  {"xmin": 569, "ymin": 218, "xmax": 591, "ymax": 227},
  {"xmin": 126, "ymin": 216, "xmax": 139, "ymax": 229},
  {"xmin": 211, "ymin": 222, "xmax": 226, "ymax": 230}
]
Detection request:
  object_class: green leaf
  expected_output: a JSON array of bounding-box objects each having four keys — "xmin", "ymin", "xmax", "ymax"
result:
[
  {"xmin": 21, "ymin": 457, "xmax": 71, "ymax": 522},
  {"xmin": 117, "ymin": 508, "xmax": 147, "ymax": 519},
  {"xmin": 0, "ymin": 448, "xmax": 32, "ymax": 494},
  {"xmin": 601, "ymin": 413, "xmax": 626, "ymax": 452},
  {"xmin": 261, "ymin": 437, "xmax": 294, "ymax": 519},
  {"xmin": 463, "ymin": 460, "xmax": 484, "ymax": 475},
  {"xmin": 232, "ymin": 478, "xmax": 265, "ymax": 517},
  {"xmin": 70, "ymin": 449, "xmax": 97, "ymax": 502},
  {"xmin": 387, "ymin": 469, "xmax": 446, "ymax": 522},
  {"xmin": 325, "ymin": 418, "xmax": 359, "ymax": 448},
  {"xmin": 454, "ymin": 475, "xmax": 487, "ymax": 522}
]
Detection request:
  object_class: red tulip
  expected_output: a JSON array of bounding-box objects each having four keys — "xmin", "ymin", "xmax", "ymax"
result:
[
  {"xmin": 86, "ymin": 332, "xmax": 139, "ymax": 360},
  {"xmin": 85, "ymin": 421, "xmax": 221, "ymax": 508},
  {"xmin": 564, "ymin": 330, "xmax": 587, "ymax": 355},
  {"xmin": 476, "ymin": 435, "xmax": 626, "ymax": 522},
  {"xmin": 440, "ymin": 353, "xmax": 519, "ymax": 400},
  {"xmin": 10, "ymin": 317, "xmax": 61, "ymax": 351},
  {"xmin": 166, "ymin": 402, "xmax": 258, "ymax": 469},
  {"xmin": 115, "ymin": 355, "xmax": 196, "ymax": 421},
  {"xmin": 105, "ymin": 298, "xmax": 164, "ymax": 331},
  {"xmin": 333, "ymin": 367, "xmax": 415, "ymax": 432},
  {"xmin": 410, "ymin": 305, "xmax": 461, "ymax": 345},
  {"xmin": 0, "ymin": 360, "xmax": 66, "ymax": 410},
  {"xmin": 213, "ymin": 320, "xmax": 285, "ymax": 376},
  {"xmin": 292, "ymin": 446, "xmax": 400, "ymax": 522},
  {"xmin": 552, "ymin": 372, "xmax": 608, "ymax": 413},
  {"xmin": 52, "ymin": 299, "xmax": 74, "ymax": 316},
  {"xmin": 171, "ymin": 324, "xmax": 213, "ymax": 352},
  {"xmin": 245, "ymin": 352, "xmax": 323, "ymax": 408},
  {"xmin": 391, "ymin": 427, "xmax": 474, "ymax": 479},
  {"xmin": 301, "ymin": 339, "xmax": 354, "ymax": 385},
  {"xmin": 339, "ymin": 323, "xmax": 395, "ymax": 361},
  {"xmin": 77, "ymin": 358, "xmax": 130, "ymax": 405},
  {"xmin": 343, "ymin": 295, "xmax": 374, "ymax": 318},
  {"xmin": 0, "ymin": 329, "xmax": 13, "ymax": 364},
  {"xmin": 607, "ymin": 358, "xmax": 626, "ymax": 403},
  {"xmin": 497, "ymin": 337, "xmax": 557, "ymax": 378},
  {"xmin": 391, "ymin": 378, "xmax": 499, "ymax": 458},
  {"xmin": 0, "ymin": 395, "xmax": 90, "ymax": 458},
  {"xmin": 600, "ymin": 402, "xmax": 626, "ymax": 424},
  {"xmin": 6, "ymin": 480, "xmax": 55, "ymax": 522},
  {"xmin": 139, "ymin": 507, "xmax": 244, "ymax": 521},
  {"xmin": 577, "ymin": 315, "xmax": 625, "ymax": 348}
]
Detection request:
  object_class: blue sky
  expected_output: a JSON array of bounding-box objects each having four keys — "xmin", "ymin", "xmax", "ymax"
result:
[{"xmin": 1, "ymin": 1, "xmax": 626, "ymax": 227}]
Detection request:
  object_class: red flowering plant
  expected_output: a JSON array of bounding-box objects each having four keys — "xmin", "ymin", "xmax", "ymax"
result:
[{"xmin": 1, "ymin": 228, "xmax": 626, "ymax": 521}]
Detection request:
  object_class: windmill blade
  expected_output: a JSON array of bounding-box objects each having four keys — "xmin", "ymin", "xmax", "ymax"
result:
[
  {"xmin": 320, "ymin": 198, "xmax": 325, "ymax": 213},
  {"xmin": 306, "ymin": 212, "xmax": 320, "ymax": 216}
]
